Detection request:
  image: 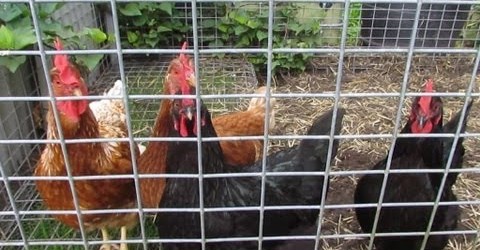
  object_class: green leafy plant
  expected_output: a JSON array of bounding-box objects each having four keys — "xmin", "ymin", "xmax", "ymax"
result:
[
  {"xmin": 117, "ymin": 2, "xmax": 331, "ymax": 75},
  {"xmin": 0, "ymin": 3, "xmax": 111, "ymax": 73},
  {"xmin": 217, "ymin": 4, "xmax": 324, "ymax": 75},
  {"xmin": 347, "ymin": 3, "xmax": 362, "ymax": 46},
  {"xmin": 460, "ymin": 4, "xmax": 480, "ymax": 47},
  {"xmin": 118, "ymin": 2, "xmax": 190, "ymax": 49}
]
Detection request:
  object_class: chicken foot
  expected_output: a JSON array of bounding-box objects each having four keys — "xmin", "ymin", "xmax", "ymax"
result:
[
  {"xmin": 120, "ymin": 226, "xmax": 128, "ymax": 250},
  {"xmin": 100, "ymin": 228, "xmax": 120, "ymax": 250}
]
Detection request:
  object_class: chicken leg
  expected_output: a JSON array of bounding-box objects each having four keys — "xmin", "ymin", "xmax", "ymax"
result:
[
  {"xmin": 120, "ymin": 226, "xmax": 128, "ymax": 250},
  {"xmin": 100, "ymin": 228, "xmax": 120, "ymax": 250}
]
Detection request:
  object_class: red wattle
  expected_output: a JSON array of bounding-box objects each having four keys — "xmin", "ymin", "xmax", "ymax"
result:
[
  {"xmin": 411, "ymin": 120, "xmax": 433, "ymax": 134},
  {"xmin": 180, "ymin": 116, "xmax": 188, "ymax": 137}
]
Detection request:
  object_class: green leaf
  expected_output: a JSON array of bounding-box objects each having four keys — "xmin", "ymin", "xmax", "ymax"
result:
[
  {"xmin": 145, "ymin": 37, "xmax": 160, "ymax": 48},
  {"xmin": 271, "ymin": 60, "xmax": 281, "ymax": 71},
  {"xmin": 202, "ymin": 19, "xmax": 217, "ymax": 29},
  {"xmin": 39, "ymin": 20, "xmax": 62, "ymax": 33},
  {"xmin": 39, "ymin": 20, "xmax": 76, "ymax": 39},
  {"xmin": 75, "ymin": 54, "xmax": 103, "ymax": 71},
  {"xmin": 0, "ymin": 3, "xmax": 24, "ymax": 23},
  {"xmin": 218, "ymin": 23, "xmax": 229, "ymax": 33},
  {"xmin": 85, "ymin": 28, "xmax": 107, "ymax": 44},
  {"xmin": 256, "ymin": 30, "xmax": 268, "ymax": 42},
  {"xmin": 38, "ymin": 3, "xmax": 61, "ymax": 18},
  {"xmin": 157, "ymin": 25, "xmax": 172, "ymax": 33},
  {"xmin": 245, "ymin": 20, "xmax": 260, "ymax": 29},
  {"xmin": 236, "ymin": 35, "xmax": 250, "ymax": 47},
  {"xmin": 208, "ymin": 39, "xmax": 224, "ymax": 48},
  {"xmin": 127, "ymin": 31, "xmax": 138, "ymax": 43},
  {"xmin": 158, "ymin": 2, "xmax": 173, "ymax": 16},
  {"xmin": 288, "ymin": 22, "xmax": 302, "ymax": 34},
  {"xmin": 107, "ymin": 33, "xmax": 116, "ymax": 43},
  {"xmin": 132, "ymin": 15, "xmax": 147, "ymax": 26},
  {"xmin": 6, "ymin": 15, "xmax": 32, "ymax": 30},
  {"xmin": 0, "ymin": 25, "xmax": 15, "ymax": 49},
  {"xmin": 234, "ymin": 25, "xmax": 249, "ymax": 36},
  {"xmin": 119, "ymin": 3, "xmax": 142, "ymax": 16},
  {"xmin": 11, "ymin": 26, "xmax": 36, "ymax": 49},
  {"xmin": 232, "ymin": 13, "xmax": 249, "ymax": 25},
  {"xmin": 0, "ymin": 56, "xmax": 26, "ymax": 73}
]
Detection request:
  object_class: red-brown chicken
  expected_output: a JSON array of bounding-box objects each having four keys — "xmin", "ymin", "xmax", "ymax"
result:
[
  {"xmin": 138, "ymin": 43, "xmax": 275, "ymax": 208},
  {"xmin": 35, "ymin": 38, "xmax": 138, "ymax": 250}
]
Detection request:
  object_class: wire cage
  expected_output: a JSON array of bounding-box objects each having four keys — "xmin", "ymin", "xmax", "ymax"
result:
[{"xmin": 0, "ymin": 0, "xmax": 479, "ymax": 250}]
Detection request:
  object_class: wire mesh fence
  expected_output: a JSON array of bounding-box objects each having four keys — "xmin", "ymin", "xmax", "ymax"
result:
[{"xmin": 0, "ymin": 0, "xmax": 479, "ymax": 250}]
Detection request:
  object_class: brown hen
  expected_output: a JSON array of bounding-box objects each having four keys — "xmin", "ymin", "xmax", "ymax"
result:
[
  {"xmin": 138, "ymin": 42, "xmax": 275, "ymax": 208},
  {"xmin": 35, "ymin": 38, "xmax": 138, "ymax": 250}
]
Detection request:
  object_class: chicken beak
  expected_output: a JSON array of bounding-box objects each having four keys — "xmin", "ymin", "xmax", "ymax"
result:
[
  {"xmin": 185, "ymin": 106, "xmax": 194, "ymax": 121},
  {"xmin": 72, "ymin": 87, "xmax": 83, "ymax": 97},
  {"xmin": 187, "ymin": 73, "xmax": 195, "ymax": 87},
  {"xmin": 417, "ymin": 116, "xmax": 427, "ymax": 129}
]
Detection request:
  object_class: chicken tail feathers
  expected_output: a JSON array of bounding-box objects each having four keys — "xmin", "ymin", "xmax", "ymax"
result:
[
  {"xmin": 105, "ymin": 79, "xmax": 124, "ymax": 97},
  {"xmin": 89, "ymin": 80, "xmax": 126, "ymax": 126},
  {"xmin": 295, "ymin": 107, "xmax": 345, "ymax": 202},
  {"xmin": 443, "ymin": 99, "xmax": 473, "ymax": 135},
  {"xmin": 248, "ymin": 86, "xmax": 276, "ymax": 130},
  {"xmin": 443, "ymin": 99, "xmax": 473, "ymax": 186}
]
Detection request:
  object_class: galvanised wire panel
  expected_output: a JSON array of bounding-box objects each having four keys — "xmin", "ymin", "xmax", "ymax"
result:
[
  {"xmin": 0, "ymin": 1, "xmax": 478, "ymax": 250},
  {"xmin": 0, "ymin": 56, "xmax": 43, "ymax": 245}
]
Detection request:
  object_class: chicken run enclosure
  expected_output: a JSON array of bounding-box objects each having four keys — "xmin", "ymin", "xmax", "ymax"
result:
[{"xmin": 0, "ymin": 0, "xmax": 480, "ymax": 250}]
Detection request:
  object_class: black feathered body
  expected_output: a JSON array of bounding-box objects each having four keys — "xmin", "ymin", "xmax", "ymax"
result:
[
  {"xmin": 354, "ymin": 134, "xmax": 458, "ymax": 250},
  {"xmin": 354, "ymin": 101, "xmax": 473, "ymax": 250},
  {"xmin": 156, "ymin": 105, "xmax": 344, "ymax": 250}
]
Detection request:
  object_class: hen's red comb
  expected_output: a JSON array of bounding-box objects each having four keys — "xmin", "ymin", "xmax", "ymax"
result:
[
  {"xmin": 53, "ymin": 37, "xmax": 78, "ymax": 85},
  {"xmin": 178, "ymin": 41, "xmax": 188, "ymax": 63},
  {"xmin": 424, "ymin": 79, "xmax": 434, "ymax": 92},
  {"xmin": 418, "ymin": 79, "xmax": 435, "ymax": 113},
  {"xmin": 53, "ymin": 37, "xmax": 68, "ymax": 72}
]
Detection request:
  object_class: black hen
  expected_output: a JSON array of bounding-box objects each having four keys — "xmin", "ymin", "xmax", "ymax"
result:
[
  {"xmin": 354, "ymin": 80, "xmax": 472, "ymax": 250},
  {"xmin": 155, "ymin": 86, "xmax": 344, "ymax": 249}
]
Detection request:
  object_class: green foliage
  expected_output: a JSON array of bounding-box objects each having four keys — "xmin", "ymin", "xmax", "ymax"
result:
[
  {"xmin": 0, "ymin": 3, "xmax": 110, "ymax": 73},
  {"xmin": 118, "ymin": 2, "xmax": 189, "ymax": 49},
  {"xmin": 461, "ymin": 4, "xmax": 480, "ymax": 47},
  {"xmin": 118, "ymin": 3, "xmax": 330, "ymax": 75},
  {"xmin": 347, "ymin": 3, "xmax": 362, "ymax": 46},
  {"xmin": 221, "ymin": 4, "xmax": 323, "ymax": 74}
]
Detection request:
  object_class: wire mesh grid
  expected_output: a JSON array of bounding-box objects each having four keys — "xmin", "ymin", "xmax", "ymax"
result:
[
  {"xmin": 0, "ymin": 0, "xmax": 479, "ymax": 250},
  {"xmin": 117, "ymin": 1, "xmax": 341, "ymax": 49},
  {"xmin": 360, "ymin": 2, "xmax": 472, "ymax": 48}
]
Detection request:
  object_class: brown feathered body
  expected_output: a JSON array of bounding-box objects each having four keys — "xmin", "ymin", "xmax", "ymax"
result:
[
  {"xmin": 35, "ymin": 70, "xmax": 138, "ymax": 232},
  {"xmin": 212, "ymin": 86, "xmax": 275, "ymax": 167},
  {"xmin": 138, "ymin": 98, "xmax": 172, "ymax": 210}
]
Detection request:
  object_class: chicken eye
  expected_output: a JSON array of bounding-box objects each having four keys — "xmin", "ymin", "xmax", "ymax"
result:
[
  {"xmin": 432, "ymin": 103, "xmax": 440, "ymax": 113},
  {"xmin": 173, "ymin": 101, "xmax": 181, "ymax": 109}
]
